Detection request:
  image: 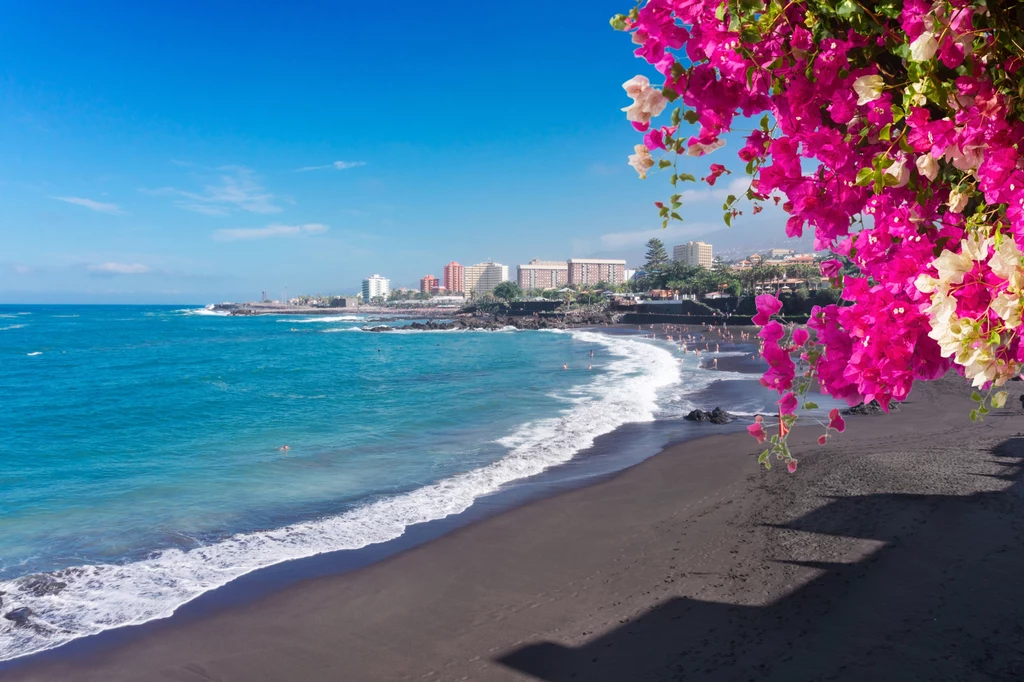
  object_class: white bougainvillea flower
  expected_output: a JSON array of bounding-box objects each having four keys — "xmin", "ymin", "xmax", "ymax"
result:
[
  {"xmin": 853, "ymin": 74, "xmax": 885, "ymax": 105},
  {"xmin": 948, "ymin": 189, "xmax": 969, "ymax": 213},
  {"xmin": 916, "ymin": 153, "xmax": 939, "ymax": 181},
  {"xmin": 621, "ymin": 75, "xmax": 667, "ymax": 125},
  {"xmin": 910, "ymin": 31, "xmax": 938, "ymax": 61},
  {"xmin": 628, "ymin": 144, "xmax": 654, "ymax": 179}
]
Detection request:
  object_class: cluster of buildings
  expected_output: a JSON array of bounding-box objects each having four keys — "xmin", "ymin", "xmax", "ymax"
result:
[
  {"xmin": 730, "ymin": 249, "xmax": 815, "ymax": 271},
  {"xmin": 360, "ymin": 257, "xmax": 630, "ymax": 302}
]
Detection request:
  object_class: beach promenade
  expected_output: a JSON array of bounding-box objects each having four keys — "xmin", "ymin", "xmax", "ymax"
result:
[{"xmin": 3, "ymin": 372, "xmax": 1023, "ymax": 681}]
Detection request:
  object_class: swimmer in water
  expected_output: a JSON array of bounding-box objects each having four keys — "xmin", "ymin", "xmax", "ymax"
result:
[
  {"xmin": 588, "ymin": 365, "xmax": 593, "ymax": 370},
  {"xmin": 563, "ymin": 363, "xmax": 568, "ymax": 370},
  {"xmin": 590, "ymin": 350, "xmax": 594, "ymax": 358},
  {"xmin": 712, "ymin": 358, "xmax": 718, "ymax": 369},
  {"xmin": 278, "ymin": 445, "xmax": 290, "ymax": 451}
]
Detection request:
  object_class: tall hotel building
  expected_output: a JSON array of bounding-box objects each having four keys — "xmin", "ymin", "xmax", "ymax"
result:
[
  {"xmin": 463, "ymin": 261, "xmax": 509, "ymax": 296},
  {"xmin": 517, "ymin": 260, "xmax": 569, "ymax": 290},
  {"xmin": 443, "ymin": 261, "xmax": 465, "ymax": 294},
  {"xmin": 419, "ymin": 274, "xmax": 439, "ymax": 294},
  {"xmin": 673, "ymin": 241, "xmax": 713, "ymax": 268},
  {"xmin": 567, "ymin": 259, "xmax": 627, "ymax": 286},
  {"xmin": 362, "ymin": 274, "xmax": 391, "ymax": 302}
]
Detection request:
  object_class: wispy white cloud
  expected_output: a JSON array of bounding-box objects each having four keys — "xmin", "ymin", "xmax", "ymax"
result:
[
  {"xmin": 87, "ymin": 262, "xmax": 151, "ymax": 275},
  {"xmin": 294, "ymin": 161, "xmax": 367, "ymax": 172},
  {"xmin": 12, "ymin": 265, "xmax": 35, "ymax": 275},
  {"xmin": 52, "ymin": 196, "xmax": 124, "ymax": 215},
  {"xmin": 141, "ymin": 166, "xmax": 281, "ymax": 215},
  {"xmin": 213, "ymin": 223, "xmax": 329, "ymax": 242},
  {"xmin": 598, "ymin": 222, "xmax": 726, "ymax": 250}
]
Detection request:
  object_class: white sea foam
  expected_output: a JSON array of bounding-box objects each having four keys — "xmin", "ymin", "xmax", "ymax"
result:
[
  {"xmin": 176, "ymin": 308, "xmax": 230, "ymax": 317},
  {"xmin": 277, "ymin": 316, "xmax": 364, "ymax": 323},
  {"xmin": 0, "ymin": 331, "xmax": 680, "ymax": 662},
  {"xmin": 0, "ymin": 324, "xmax": 26, "ymax": 331},
  {"xmin": 25, "ymin": 352, "xmax": 42, "ymax": 357}
]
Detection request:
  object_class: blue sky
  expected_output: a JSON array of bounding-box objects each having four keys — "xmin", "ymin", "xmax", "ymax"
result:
[{"xmin": 0, "ymin": 0, "xmax": 796, "ymax": 303}]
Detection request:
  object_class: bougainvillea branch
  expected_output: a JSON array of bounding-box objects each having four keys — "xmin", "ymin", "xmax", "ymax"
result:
[{"xmin": 614, "ymin": 0, "xmax": 1024, "ymax": 468}]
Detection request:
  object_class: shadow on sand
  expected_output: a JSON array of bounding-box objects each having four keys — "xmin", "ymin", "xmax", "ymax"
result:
[{"xmin": 498, "ymin": 437, "xmax": 1024, "ymax": 681}]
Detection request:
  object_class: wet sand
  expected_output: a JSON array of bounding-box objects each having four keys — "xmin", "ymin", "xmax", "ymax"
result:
[{"xmin": 4, "ymin": 372, "xmax": 1024, "ymax": 681}]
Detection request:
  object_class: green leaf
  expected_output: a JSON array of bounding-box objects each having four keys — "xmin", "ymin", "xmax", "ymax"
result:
[
  {"xmin": 662, "ymin": 87, "xmax": 679, "ymax": 102},
  {"xmin": 670, "ymin": 211, "xmax": 682, "ymax": 221},
  {"xmin": 677, "ymin": 173, "xmax": 697, "ymax": 183},
  {"xmin": 670, "ymin": 174, "xmax": 678, "ymax": 186},
  {"xmin": 715, "ymin": 2, "xmax": 726, "ymax": 20},
  {"xmin": 969, "ymin": 409, "xmax": 978, "ymax": 422},
  {"xmin": 804, "ymin": 401, "xmax": 819, "ymax": 410},
  {"xmin": 671, "ymin": 108, "xmax": 682, "ymax": 126},
  {"xmin": 879, "ymin": 123, "xmax": 892, "ymax": 141},
  {"xmin": 609, "ymin": 14, "xmax": 627, "ymax": 30},
  {"xmin": 979, "ymin": 405, "xmax": 990, "ymax": 415},
  {"xmin": 724, "ymin": 212, "xmax": 732, "ymax": 227},
  {"xmin": 759, "ymin": 114, "xmax": 770, "ymax": 132},
  {"xmin": 758, "ymin": 449, "xmax": 770, "ymax": 464},
  {"xmin": 836, "ymin": 0, "xmax": 858, "ymax": 16},
  {"xmin": 971, "ymin": 391, "xmax": 983, "ymax": 402},
  {"xmin": 683, "ymin": 110, "xmax": 700, "ymax": 124},
  {"xmin": 658, "ymin": 159, "xmax": 672, "ymax": 169},
  {"xmin": 855, "ymin": 168, "xmax": 874, "ymax": 186}
]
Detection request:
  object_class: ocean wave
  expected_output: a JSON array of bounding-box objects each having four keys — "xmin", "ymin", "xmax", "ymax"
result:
[
  {"xmin": 175, "ymin": 308, "xmax": 230, "ymax": 317},
  {"xmin": 0, "ymin": 324, "xmax": 26, "ymax": 331},
  {"xmin": 0, "ymin": 331, "xmax": 680, "ymax": 662},
  {"xmin": 25, "ymin": 352, "xmax": 42, "ymax": 357}
]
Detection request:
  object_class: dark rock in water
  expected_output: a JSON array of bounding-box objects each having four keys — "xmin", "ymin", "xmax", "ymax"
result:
[
  {"xmin": 709, "ymin": 407, "xmax": 733, "ymax": 424},
  {"xmin": 19, "ymin": 574, "xmax": 67, "ymax": 597},
  {"xmin": 842, "ymin": 400, "xmax": 901, "ymax": 416},
  {"xmin": 4, "ymin": 608, "xmax": 33, "ymax": 626},
  {"xmin": 684, "ymin": 407, "xmax": 733, "ymax": 424}
]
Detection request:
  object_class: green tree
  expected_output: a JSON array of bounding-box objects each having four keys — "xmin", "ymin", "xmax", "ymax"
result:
[
  {"xmin": 492, "ymin": 281, "xmax": 523, "ymax": 301},
  {"xmin": 644, "ymin": 238, "xmax": 669, "ymax": 272}
]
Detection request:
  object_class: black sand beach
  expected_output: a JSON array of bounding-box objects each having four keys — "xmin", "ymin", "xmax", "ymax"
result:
[{"xmin": 3, "ymin": 370, "xmax": 1024, "ymax": 681}]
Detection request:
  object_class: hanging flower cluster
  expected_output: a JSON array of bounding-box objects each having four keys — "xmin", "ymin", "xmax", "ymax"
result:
[{"xmin": 613, "ymin": 0, "xmax": 1024, "ymax": 467}]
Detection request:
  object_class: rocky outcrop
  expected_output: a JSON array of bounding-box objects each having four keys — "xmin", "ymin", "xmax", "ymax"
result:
[
  {"xmin": 366, "ymin": 312, "xmax": 617, "ymax": 333},
  {"xmin": 19, "ymin": 574, "xmax": 67, "ymax": 597},
  {"xmin": 4, "ymin": 608, "xmax": 33, "ymax": 627},
  {"xmin": 841, "ymin": 400, "xmax": 901, "ymax": 416},
  {"xmin": 684, "ymin": 407, "xmax": 733, "ymax": 424}
]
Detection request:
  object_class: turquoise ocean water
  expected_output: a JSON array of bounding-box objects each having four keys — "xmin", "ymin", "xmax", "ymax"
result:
[{"xmin": 0, "ymin": 305, "xmax": 768, "ymax": 661}]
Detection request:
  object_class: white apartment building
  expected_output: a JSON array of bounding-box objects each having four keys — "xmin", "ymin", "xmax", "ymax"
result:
[
  {"xmin": 362, "ymin": 274, "xmax": 391, "ymax": 302},
  {"xmin": 567, "ymin": 259, "xmax": 627, "ymax": 286},
  {"xmin": 673, "ymin": 241, "xmax": 713, "ymax": 268},
  {"xmin": 464, "ymin": 261, "xmax": 509, "ymax": 296}
]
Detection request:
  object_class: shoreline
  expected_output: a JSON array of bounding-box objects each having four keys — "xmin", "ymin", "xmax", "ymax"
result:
[
  {"xmin": 4, "ymin": 373, "xmax": 1024, "ymax": 680},
  {"xmin": 0, "ymin": 324, "xmax": 759, "ymax": 670}
]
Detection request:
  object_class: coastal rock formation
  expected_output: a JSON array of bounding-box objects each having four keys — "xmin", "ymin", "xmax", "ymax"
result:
[
  {"xmin": 19, "ymin": 574, "xmax": 67, "ymax": 597},
  {"xmin": 842, "ymin": 400, "xmax": 902, "ymax": 416},
  {"xmin": 684, "ymin": 407, "xmax": 733, "ymax": 424},
  {"xmin": 4, "ymin": 607, "xmax": 33, "ymax": 627},
  {"xmin": 366, "ymin": 312, "xmax": 617, "ymax": 333}
]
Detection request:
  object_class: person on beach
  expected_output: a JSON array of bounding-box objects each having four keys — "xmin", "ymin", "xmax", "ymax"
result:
[
  {"xmin": 712, "ymin": 358, "xmax": 718, "ymax": 369},
  {"xmin": 715, "ymin": 343, "xmax": 720, "ymax": 353}
]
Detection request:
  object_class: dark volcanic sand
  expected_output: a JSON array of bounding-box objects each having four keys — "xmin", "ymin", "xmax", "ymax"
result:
[{"xmin": 5, "ymin": 375, "xmax": 1024, "ymax": 680}]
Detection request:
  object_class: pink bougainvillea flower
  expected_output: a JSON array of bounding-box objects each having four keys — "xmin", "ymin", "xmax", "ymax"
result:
[
  {"xmin": 793, "ymin": 328, "xmax": 810, "ymax": 346},
  {"xmin": 828, "ymin": 408, "xmax": 846, "ymax": 433},
  {"xmin": 777, "ymin": 391, "xmax": 798, "ymax": 415},
  {"xmin": 817, "ymin": 434, "xmax": 829, "ymax": 445},
  {"xmin": 787, "ymin": 459, "xmax": 798, "ymax": 474},
  {"xmin": 819, "ymin": 259, "xmax": 843, "ymax": 278},
  {"xmin": 747, "ymin": 422, "xmax": 767, "ymax": 444},
  {"xmin": 705, "ymin": 163, "xmax": 729, "ymax": 186},
  {"xmin": 758, "ymin": 320, "xmax": 785, "ymax": 343},
  {"xmin": 752, "ymin": 295, "xmax": 783, "ymax": 326}
]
